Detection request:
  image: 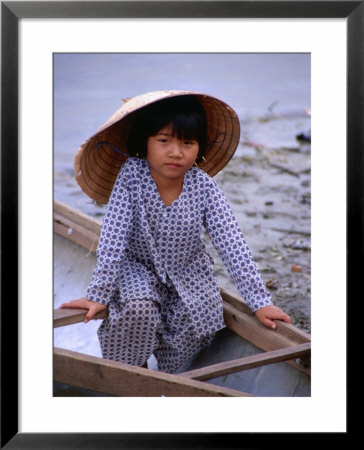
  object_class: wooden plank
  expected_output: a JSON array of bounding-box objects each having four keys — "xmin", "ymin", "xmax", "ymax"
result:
[
  {"xmin": 223, "ymin": 301, "xmax": 310, "ymax": 375},
  {"xmin": 220, "ymin": 287, "xmax": 253, "ymax": 315},
  {"xmin": 54, "ymin": 199, "xmax": 102, "ymax": 235},
  {"xmin": 54, "ymin": 308, "xmax": 108, "ymax": 328},
  {"xmin": 179, "ymin": 342, "xmax": 311, "ymax": 381},
  {"xmin": 220, "ymin": 287, "xmax": 311, "ymax": 344},
  {"xmin": 223, "ymin": 301, "xmax": 295, "ymax": 349},
  {"xmin": 54, "ymin": 212, "xmax": 99, "ymax": 253},
  {"xmin": 54, "ymin": 347, "xmax": 253, "ymax": 397}
]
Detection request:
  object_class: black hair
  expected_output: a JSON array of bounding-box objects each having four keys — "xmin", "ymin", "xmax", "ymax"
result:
[{"xmin": 127, "ymin": 95, "xmax": 207, "ymax": 163}]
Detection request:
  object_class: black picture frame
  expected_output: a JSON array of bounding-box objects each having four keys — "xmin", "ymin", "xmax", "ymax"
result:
[{"xmin": 1, "ymin": 1, "xmax": 358, "ymax": 448}]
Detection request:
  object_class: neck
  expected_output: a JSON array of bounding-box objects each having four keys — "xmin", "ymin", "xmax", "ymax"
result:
[{"xmin": 149, "ymin": 169, "xmax": 185, "ymax": 206}]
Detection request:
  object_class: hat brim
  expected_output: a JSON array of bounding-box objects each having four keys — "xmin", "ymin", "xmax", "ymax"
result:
[{"xmin": 74, "ymin": 90, "xmax": 240, "ymax": 203}]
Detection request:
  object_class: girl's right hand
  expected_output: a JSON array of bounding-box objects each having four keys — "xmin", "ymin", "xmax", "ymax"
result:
[{"xmin": 59, "ymin": 297, "xmax": 108, "ymax": 323}]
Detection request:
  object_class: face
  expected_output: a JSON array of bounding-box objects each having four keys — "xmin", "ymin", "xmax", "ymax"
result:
[{"xmin": 146, "ymin": 124, "xmax": 199, "ymax": 184}]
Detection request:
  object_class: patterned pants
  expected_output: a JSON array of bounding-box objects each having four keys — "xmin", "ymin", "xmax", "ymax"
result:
[{"xmin": 97, "ymin": 297, "xmax": 214, "ymax": 374}]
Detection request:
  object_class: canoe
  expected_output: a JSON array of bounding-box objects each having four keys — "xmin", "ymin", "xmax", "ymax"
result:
[{"xmin": 53, "ymin": 199, "xmax": 311, "ymax": 397}]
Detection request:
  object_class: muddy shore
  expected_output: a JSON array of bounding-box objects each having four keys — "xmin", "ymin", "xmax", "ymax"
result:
[{"xmin": 210, "ymin": 112, "xmax": 311, "ymax": 333}]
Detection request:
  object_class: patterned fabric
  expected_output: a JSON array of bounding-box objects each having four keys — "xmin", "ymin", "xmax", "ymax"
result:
[
  {"xmin": 97, "ymin": 288, "xmax": 214, "ymax": 373},
  {"xmin": 87, "ymin": 157, "xmax": 272, "ymax": 370}
]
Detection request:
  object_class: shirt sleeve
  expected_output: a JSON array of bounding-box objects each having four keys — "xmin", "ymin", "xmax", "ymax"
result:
[
  {"xmin": 86, "ymin": 170, "xmax": 133, "ymax": 306},
  {"xmin": 203, "ymin": 177, "xmax": 273, "ymax": 312}
]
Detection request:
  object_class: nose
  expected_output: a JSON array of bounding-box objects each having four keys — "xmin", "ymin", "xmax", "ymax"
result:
[{"xmin": 168, "ymin": 141, "xmax": 183, "ymax": 158}]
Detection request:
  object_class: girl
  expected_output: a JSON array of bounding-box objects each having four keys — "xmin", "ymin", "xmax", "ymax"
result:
[{"xmin": 60, "ymin": 90, "xmax": 291, "ymax": 374}]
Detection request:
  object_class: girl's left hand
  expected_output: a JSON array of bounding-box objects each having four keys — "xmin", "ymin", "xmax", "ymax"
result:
[{"xmin": 255, "ymin": 305, "xmax": 292, "ymax": 329}]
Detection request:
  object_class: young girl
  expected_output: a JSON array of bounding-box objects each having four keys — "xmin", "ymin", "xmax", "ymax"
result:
[{"xmin": 60, "ymin": 90, "xmax": 291, "ymax": 374}]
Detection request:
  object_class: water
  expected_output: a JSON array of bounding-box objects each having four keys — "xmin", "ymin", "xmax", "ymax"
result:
[
  {"xmin": 54, "ymin": 53, "xmax": 310, "ymax": 177},
  {"xmin": 54, "ymin": 53, "xmax": 311, "ymax": 336}
]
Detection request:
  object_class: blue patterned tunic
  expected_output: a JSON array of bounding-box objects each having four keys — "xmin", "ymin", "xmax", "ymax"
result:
[{"xmin": 87, "ymin": 157, "xmax": 272, "ymax": 340}]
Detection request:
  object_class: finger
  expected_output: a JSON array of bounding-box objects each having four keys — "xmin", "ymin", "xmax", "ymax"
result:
[
  {"xmin": 268, "ymin": 309, "xmax": 292, "ymax": 324},
  {"xmin": 281, "ymin": 314, "xmax": 292, "ymax": 324},
  {"xmin": 261, "ymin": 317, "xmax": 277, "ymax": 330},
  {"xmin": 273, "ymin": 312, "xmax": 292, "ymax": 324},
  {"xmin": 59, "ymin": 301, "xmax": 75, "ymax": 309},
  {"xmin": 84, "ymin": 305, "xmax": 102, "ymax": 323},
  {"xmin": 83, "ymin": 307, "xmax": 94, "ymax": 323},
  {"xmin": 59, "ymin": 302, "xmax": 73, "ymax": 309},
  {"xmin": 59, "ymin": 300, "xmax": 87, "ymax": 309}
]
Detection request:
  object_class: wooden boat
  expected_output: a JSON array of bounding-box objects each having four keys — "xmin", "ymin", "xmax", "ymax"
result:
[{"xmin": 53, "ymin": 199, "xmax": 311, "ymax": 397}]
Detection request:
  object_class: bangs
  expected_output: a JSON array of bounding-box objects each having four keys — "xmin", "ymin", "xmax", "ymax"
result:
[{"xmin": 153, "ymin": 111, "xmax": 205, "ymax": 143}]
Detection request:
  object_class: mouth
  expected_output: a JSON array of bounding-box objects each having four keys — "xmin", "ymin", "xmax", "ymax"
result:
[{"xmin": 165, "ymin": 162, "xmax": 182, "ymax": 168}]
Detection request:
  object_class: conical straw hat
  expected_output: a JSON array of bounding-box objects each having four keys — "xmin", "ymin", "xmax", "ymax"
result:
[{"xmin": 74, "ymin": 90, "xmax": 240, "ymax": 203}]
